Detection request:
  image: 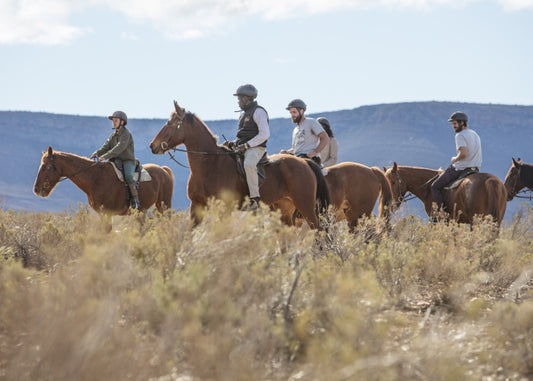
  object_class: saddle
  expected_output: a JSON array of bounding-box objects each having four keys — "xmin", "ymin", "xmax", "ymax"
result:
[
  {"xmin": 444, "ymin": 167, "xmax": 479, "ymax": 190},
  {"xmin": 235, "ymin": 152, "xmax": 269, "ymax": 188},
  {"xmin": 109, "ymin": 158, "xmax": 152, "ymax": 183}
]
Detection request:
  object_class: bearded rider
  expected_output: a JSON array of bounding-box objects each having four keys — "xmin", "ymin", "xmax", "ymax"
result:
[
  {"xmin": 280, "ymin": 99, "xmax": 329, "ymax": 165},
  {"xmin": 91, "ymin": 110, "xmax": 140, "ymax": 209},
  {"xmin": 430, "ymin": 111, "xmax": 482, "ymax": 219},
  {"xmin": 225, "ymin": 84, "xmax": 270, "ymax": 211}
]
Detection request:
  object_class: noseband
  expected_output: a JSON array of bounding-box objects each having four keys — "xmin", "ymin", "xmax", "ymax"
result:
[
  {"xmin": 40, "ymin": 155, "xmax": 62, "ymax": 191},
  {"xmin": 160, "ymin": 111, "xmax": 187, "ymax": 152}
]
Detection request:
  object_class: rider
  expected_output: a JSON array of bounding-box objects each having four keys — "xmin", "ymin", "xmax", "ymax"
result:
[
  {"xmin": 91, "ymin": 110, "xmax": 140, "ymax": 209},
  {"xmin": 280, "ymin": 99, "xmax": 329, "ymax": 165},
  {"xmin": 229, "ymin": 84, "xmax": 270, "ymax": 211},
  {"xmin": 431, "ymin": 111, "xmax": 482, "ymax": 218},
  {"xmin": 317, "ymin": 117, "xmax": 338, "ymax": 167}
]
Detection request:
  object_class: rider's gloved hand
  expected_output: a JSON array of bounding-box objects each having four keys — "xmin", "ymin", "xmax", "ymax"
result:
[
  {"xmin": 223, "ymin": 140, "xmax": 236, "ymax": 149},
  {"xmin": 236, "ymin": 143, "xmax": 249, "ymax": 153}
]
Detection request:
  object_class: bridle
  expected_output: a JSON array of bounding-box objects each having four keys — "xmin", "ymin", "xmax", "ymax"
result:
[
  {"xmin": 39, "ymin": 154, "xmax": 97, "ymax": 192},
  {"xmin": 393, "ymin": 171, "xmax": 440, "ymax": 204},
  {"xmin": 157, "ymin": 110, "xmax": 237, "ymax": 170},
  {"xmin": 508, "ymin": 164, "xmax": 533, "ymax": 199}
]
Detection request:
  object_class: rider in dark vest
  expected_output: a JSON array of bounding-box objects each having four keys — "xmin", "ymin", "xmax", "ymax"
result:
[{"xmin": 225, "ymin": 84, "xmax": 270, "ymax": 211}]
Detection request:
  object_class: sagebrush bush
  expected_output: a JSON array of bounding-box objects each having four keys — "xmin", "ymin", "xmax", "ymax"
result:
[{"xmin": 0, "ymin": 204, "xmax": 532, "ymax": 380}]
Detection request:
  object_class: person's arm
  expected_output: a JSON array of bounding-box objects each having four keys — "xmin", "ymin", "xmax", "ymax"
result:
[
  {"xmin": 322, "ymin": 139, "xmax": 338, "ymax": 167},
  {"xmin": 308, "ymin": 132, "xmax": 329, "ymax": 158},
  {"xmin": 247, "ymin": 108, "xmax": 270, "ymax": 147},
  {"xmin": 452, "ymin": 146, "xmax": 468, "ymax": 164},
  {"xmin": 92, "ymin": 135, "xmax": 113, "ymax": 158}
]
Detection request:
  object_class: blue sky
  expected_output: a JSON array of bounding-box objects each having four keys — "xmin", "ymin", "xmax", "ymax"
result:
[{"xmin": 1, "ymin": 0, "xmax": 532, "ymax": 120}]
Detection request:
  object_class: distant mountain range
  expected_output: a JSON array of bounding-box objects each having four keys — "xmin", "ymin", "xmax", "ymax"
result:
[{"xmin": 2, "ymin": 101, "xmax": 533, "ymax": 220}]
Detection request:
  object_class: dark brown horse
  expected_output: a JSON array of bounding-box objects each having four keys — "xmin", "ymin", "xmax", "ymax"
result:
[
  {"xmin": 384, "ymin": 162, "xmax": 507, "ymax": 225},
  {"xmin": 504, "ymin": 158, "xmax": 533, "ymax": 201},
  {"xmin": 149, "ymin": 101, "xmax": 330, "ymax": 228},
  {"xmin": 323, "ymin": 162, "xmax": 393, "ymax": 230},
  {"xmin": 34, "ymin": 146, "xmax": 174, "ymax": 215}
]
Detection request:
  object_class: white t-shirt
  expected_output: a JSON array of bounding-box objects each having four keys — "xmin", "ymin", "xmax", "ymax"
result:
[
  {"xmin": 453, "ymin": 129, "xmax": 482, "ymax": 170},
  {"xmin": 292, "ymin": 118, "xmax": 325, "ymax": 156}
]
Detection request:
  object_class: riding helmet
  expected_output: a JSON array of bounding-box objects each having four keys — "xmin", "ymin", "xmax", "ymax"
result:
[
  {"xmin": 448, "ymin": 111, "xmax": 468, "ymax": 122},
  {"xmin": 286, "ymin": 99, "xmax": 307, "ymax": 111},
  {"xmin": 108, "ymin": 110, "xmax": 128, "ymax": 125},
  {"xmin": 233, "ymin": 84, "xmax": 258, "ymax": 98}
]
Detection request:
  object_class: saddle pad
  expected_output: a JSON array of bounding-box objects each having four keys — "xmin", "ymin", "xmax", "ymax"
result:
[
  {"xmin": 444, "ymin": 168, "xmax": 478, "ymax": 190},
  {"xmin": 109, "ymin": 162, "xmax": 152, "ymax": 182}
]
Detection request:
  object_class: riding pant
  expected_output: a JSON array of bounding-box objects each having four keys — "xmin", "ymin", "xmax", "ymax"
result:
[
  {"xmin": 244, "ymin": 146, "xmax": 266, "ymax": 199},
  {"xmin": 431, "ymin": 165, "xmax": 460, "ymax": 210},
  {"xmin": 123, "ymin": 160, "xmax": 136, "ymax": 185}
]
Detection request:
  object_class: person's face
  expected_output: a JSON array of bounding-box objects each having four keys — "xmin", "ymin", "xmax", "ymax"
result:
[
  {"xmin": 451, "ymin": 120, "xmax": 464, "ymax": 133},
  {"xmin": 111, "ymin": 117, "xmax": 122, "ymax": 129},
  {"xmin": 289, "ymin": 108, "xmax": 303, "ymax": 123},
  {"xmin": 237, "ymin": 95, "xmax": 251, "ymax": 110}
]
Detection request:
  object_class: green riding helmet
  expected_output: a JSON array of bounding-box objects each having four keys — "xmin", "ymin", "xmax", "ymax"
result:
[
  {"xmin": 286, "ymin": 99, "xmax": 307, "ymax": 111},
  {"xmin": 448, "ymin": 111, "xmax": 468, "ymax": 122},
  {"xmin": 108, "ymin": 110, "xmax": 128, "ymax": 125},
  {"xmin": 233, "ymin": 84, "xmax": 258, "ymax": 99},
  {"xmin": 317, "ymin": 117, "xmax": 330, "ymax": 129}
]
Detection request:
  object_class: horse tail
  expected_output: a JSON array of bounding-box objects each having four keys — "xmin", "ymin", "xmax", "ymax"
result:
[
  {"xmin": 484, "ymin": 176, "xmax": 506, "ymax": 225},
  {"xmin": 304, "ymin": 160, "xmax": 330, "ymax": 215},
  {"xmin": 162, "ymin": 166, "xmax": 174, "ymax": 209},
  {"xmin": 371, "ymin": 167, "xmax": 393, "ymax": 223}
]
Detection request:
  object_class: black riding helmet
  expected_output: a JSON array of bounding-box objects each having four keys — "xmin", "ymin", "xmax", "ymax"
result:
[
  {"xmin": 448, "ymin": 111, "xmax": 468, "ymax": 122},
  {"xmin": 286, "ymin": 99, "xmax": 307, "ymax": 111}
]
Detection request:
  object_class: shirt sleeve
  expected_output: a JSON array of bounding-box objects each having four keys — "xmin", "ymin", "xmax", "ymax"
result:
[
  {"xmin": 247, "ymin": 108, "xmax": 270, "ymax": 147},
  {"xmin": 310, "ymin": 119, "xmax": 326, "ymax": 136},
  {"xmin": 455, "ymin": 133, "xmax": 467, "ymax": 149},
  {"xmin": 101, "ymin": 131, "xmax": 131, "ymax": 159},
  {"xmin": 94, "ymin": 134, "xmax": 114, "ymax": 158}
]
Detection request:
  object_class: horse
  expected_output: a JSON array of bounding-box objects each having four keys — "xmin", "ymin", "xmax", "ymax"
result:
[
  {"xmin": 504, "ymin": 158, "xmax": 533, "ymax": 201},
  {"xmin": 34, "ymin": 146, "xmax": 174, "ymax": 215},
  {"xmin": 384, "ymin": 162, "xmax": 507, "ymax": 225},
  {"xmin": 313, "ymin": 162, "xmax": 393, "ymax": 231},
  {"xmin": 149, "ymin": 101, "xmax": 330, "ymax": 228}
]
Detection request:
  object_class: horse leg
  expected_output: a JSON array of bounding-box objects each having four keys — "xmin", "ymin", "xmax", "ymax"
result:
[{"xmin": 190, "ymin": 201, "xmax": 206, "ymax": 226}]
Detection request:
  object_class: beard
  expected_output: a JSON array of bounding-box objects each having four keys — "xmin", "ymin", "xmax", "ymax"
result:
[{"xmin": 292, "ymin": 112, "xmax": 303, "ymax": 124}]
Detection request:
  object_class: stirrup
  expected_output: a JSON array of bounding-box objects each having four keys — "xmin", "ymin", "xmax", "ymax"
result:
[{"xmin": 241, "ymin": 198, "xmax": 259, "ymax": 211}]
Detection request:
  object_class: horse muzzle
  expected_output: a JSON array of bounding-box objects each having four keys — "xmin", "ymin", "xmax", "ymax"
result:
[{"xmin": 150, "ymin": 141, "xmax": 166, "ymax": 155}]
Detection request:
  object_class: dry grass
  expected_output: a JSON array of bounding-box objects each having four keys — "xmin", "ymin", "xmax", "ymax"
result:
[{"xmin": 1, "ymin": 202, "xmax": 533, "ymax": 380}]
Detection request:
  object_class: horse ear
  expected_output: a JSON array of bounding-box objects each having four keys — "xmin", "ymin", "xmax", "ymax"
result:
[
  {"xmin": 392, "ymin": 162, "xmax": 398, "ymax": 173},
  {"xmin": 513, "ymin": 158, "xmax": 520, "ymax": 168},
  {"xmin": 174, "ymin": 100, "xmax": 183, "ymax": 114},
  {"xmin": 383, "ymin": 166, "xmax": 387, "ymax": 173},
  {"xmin": 47, "ymin": 146, "xmax": 53, "ymax": 156}
]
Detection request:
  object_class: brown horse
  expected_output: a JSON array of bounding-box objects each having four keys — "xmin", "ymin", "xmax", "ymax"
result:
[
  {"xmin": 504, "ymin": 158, "xmax": 533, "ymax": 201},
  {"xmin": 323, "ymin": 162, "xmax": 393, "ymax": 230},
  {"xmin": 149, "ymin": 101, "xmax": 330, "ymax": 228},
  {"xmin": 34, "ymin": 146, "xmax": 174, "ymax": 215},
  {"xmin": 384, "ymin": 162, "xmax": 507, "ymax": 225}
]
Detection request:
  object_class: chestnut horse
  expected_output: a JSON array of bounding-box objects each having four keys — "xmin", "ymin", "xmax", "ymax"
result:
[
  {"xmin": 323, "ymin": 162, "xmax": 393, "ymax": 230},
  {"xmin": 504, "ymin": 158, "xmax": 533, "ymax": 201},
  {"xmin": 385, "ymin": 162, "xmax": 507, "ymax": 225},
  {"xmin": 34, "ymin": 146, "xmax": 174, "ymax": 215},
  {"xmin": 149, "ymin": 101, "xmax": 330, "ymax": 228}
]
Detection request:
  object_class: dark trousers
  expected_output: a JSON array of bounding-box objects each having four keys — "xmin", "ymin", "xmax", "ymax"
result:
[
  {"xmin": 297, "ymin": 154, "xmax": 321, "ymax": 165},
  {"xmin": 431, "ymin": 165, "xmax": 460, "ymax": 210}
]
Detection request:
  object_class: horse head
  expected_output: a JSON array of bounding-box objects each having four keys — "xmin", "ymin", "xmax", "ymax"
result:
[
  {"xmin": 384, "ymin": 162, "xmax": 408, "ymax": 209},
  {"xmin": 150, "ymin": 101, "xmax": 188, "ymax": 154},
  {"xmin": 34, "ymin": 146, "xmax": 63, "ymax": 197},
  {"xmin": 504, "ymin": 157, "xmax": 524, "ymax": 201}
]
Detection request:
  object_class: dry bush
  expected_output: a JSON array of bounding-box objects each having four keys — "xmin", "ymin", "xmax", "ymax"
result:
[{"xmin": 1, "ymin": 204, "xmax": 533, "ymax": 380}]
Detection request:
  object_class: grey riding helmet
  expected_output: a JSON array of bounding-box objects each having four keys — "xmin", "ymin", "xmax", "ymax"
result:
[
  {"xmin": 448, "ymin": 111, "xmax": 468, "ymax": 122},
  {"xmin": 233, "ymin": 84, "xmax": 258, "ymax": 99},
  {"xmin": 108, "ymin": 110, "xmax": 128, "ymax": 125},
  {"xmin": 317, "ymin": 117, "xmax": 330, "ymax": 129},
  {"xmin": 286, "ymin": 99, "xmax": 307, "ymax": 111}
]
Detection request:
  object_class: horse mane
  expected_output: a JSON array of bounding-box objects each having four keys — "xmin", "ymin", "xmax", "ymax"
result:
[
  {"xmin": 45, "ymin": 150, "xmax": 92, "ymax": 163},
  {"xmin": 173, "ymin": 111, "xmax": 221, "ymax": 148},
  {"xmin": 519, "ymin": 162, "xmax": 533, "ymax": 188}
]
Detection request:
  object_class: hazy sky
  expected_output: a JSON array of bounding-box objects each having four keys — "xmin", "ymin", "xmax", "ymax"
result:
[{"xmin": 1, "ymin": 0, "xmax": 532, "ymax": 120}]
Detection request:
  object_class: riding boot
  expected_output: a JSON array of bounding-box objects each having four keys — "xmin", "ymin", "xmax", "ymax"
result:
[
  {"xmin": 241, "ymin": 197, "xmax": 260, "ymax": 211},
  {"xmin": 128, "ymin": 183, "xmax": 140, "ymax": 209}
]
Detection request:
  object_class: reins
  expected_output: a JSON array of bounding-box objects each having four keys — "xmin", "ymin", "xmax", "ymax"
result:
[
  {"xmin": 396, "ymin": 171, "xmax": 439, "ymax": 203},
  {"xmin": 509, "ymin": 164, "xmax": 533, "ymax": 199}
]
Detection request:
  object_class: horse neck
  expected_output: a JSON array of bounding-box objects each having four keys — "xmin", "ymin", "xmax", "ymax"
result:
[
  {"xmin": 519, "ymin": 164, "xmax": 533, "ymax": 189},
  {"xmin": 183, "ymin": 117, "xmax": 231, "ymax": 173},
  {"xmin": 400, "ymin": 166, "xmax": 438, "ymax": 201},
  {"xmin": 54, "ymin": 153, "xmax": 96, "ymax": 194}
]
